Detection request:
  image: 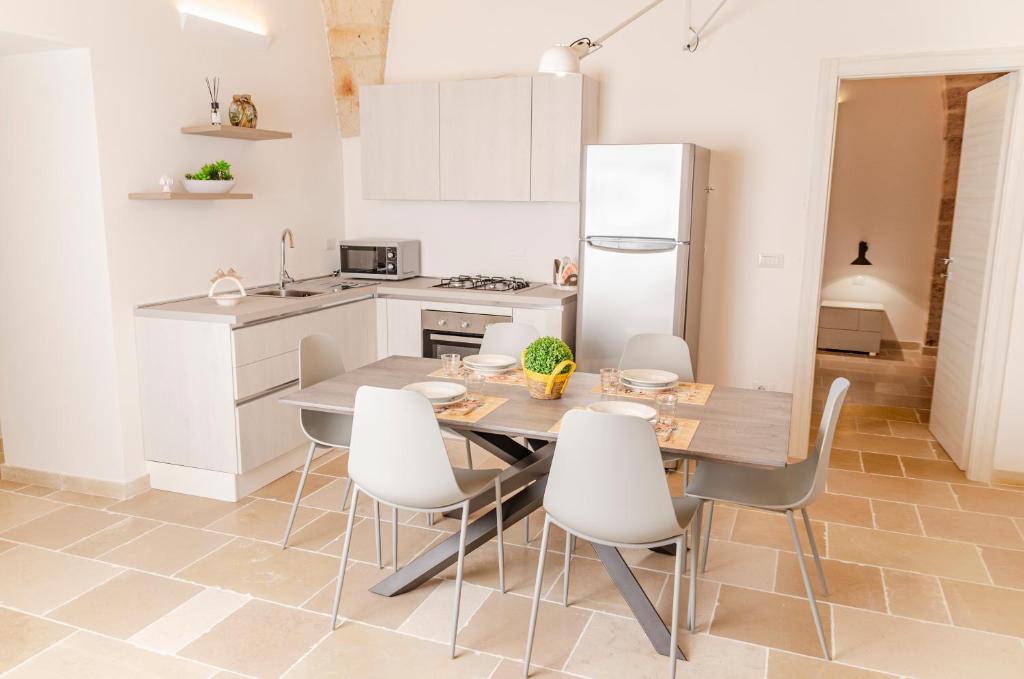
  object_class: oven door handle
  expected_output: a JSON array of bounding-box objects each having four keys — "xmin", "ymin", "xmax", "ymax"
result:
[{"xmin": 428, "ymin": 333, "xmax": 483, "ymax": 344}]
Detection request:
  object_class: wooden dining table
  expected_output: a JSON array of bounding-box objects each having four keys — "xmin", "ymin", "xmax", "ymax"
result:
[{"xmin": 281, "ymin": 355, "xmax": 792, "ymax": 661}]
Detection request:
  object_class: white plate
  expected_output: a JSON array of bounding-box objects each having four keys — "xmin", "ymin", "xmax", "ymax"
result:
[
  {"xmin": 620, "ymin": 368, "xmax": 679, "ymax": 386},
  {"xmin": 402, "ymin": 381, "xmax": 468, "ymax": 404},
  {"xmin": 587, "ymin": 401, "xmax": 657, "ymax": 421},
  {"xmin": 463, "ymin": 354, "xmax": 517, "ymax": 370},
  {"xmin": 620, "ymin": 377, "xmax": 677, "ymax": 393}
]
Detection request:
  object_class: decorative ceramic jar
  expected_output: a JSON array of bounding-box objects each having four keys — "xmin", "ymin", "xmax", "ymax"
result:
[{"xmin": 228, "ymin": 94, "xmax": 258, "ymax": 128}]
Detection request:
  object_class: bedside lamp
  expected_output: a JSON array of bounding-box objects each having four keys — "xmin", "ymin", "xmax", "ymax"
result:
[{"xmin": 851, "ymin": 241, "xmax": 872, "ymax": 266}]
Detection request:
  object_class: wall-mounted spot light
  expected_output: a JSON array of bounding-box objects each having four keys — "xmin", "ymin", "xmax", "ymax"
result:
[
  {"xmin": 178, "ymin": 4, "xmax": 271, "ymax": 49},
  {"xmin": 851, "ymin": 240, "xmax": 872, "ymax": 266}
]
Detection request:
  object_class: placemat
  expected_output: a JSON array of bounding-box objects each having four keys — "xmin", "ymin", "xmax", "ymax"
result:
[
  {"xmin": 435, "ymin": 395, "xmax": 508, "ymax": 423},
  {"xmin": 589, "ymin": 381, "xmax": 714, "ymax": 406},
  {"xmin": 548, "ymin": 409, "xmax": 700, "ymax": 451},
  {"xmin": 428, "ymin": 367, "xmax": 527, "ymax": 387}
]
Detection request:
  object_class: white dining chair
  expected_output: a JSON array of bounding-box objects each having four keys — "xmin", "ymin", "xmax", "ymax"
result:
[
  {"xmin": 330, "ymin": 386, "xmax": 507, "ymax": 658},
  {"xmin": 523, "ymin": 410, "xmax": 702, "ymax": 679},
  {"xmin": 687, "ymin": 377, "xmax": 850, "ymax": 661},
  {"xmin": 481, "ymin": 322, "xmax": 540, "ymax": 364},
  {"xmin": 282, "ymin": 335, "xmax": 383, "ymax": 567},
  {"xmin": 477, "ymin": 322, "xmax": 540, "ymax": 537},
  {"xmin": 618, "ymin": 333, "xmax": 695, "ymax": 382}
]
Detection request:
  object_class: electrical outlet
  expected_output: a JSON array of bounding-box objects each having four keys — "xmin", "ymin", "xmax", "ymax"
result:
[{"xmin": 757, "ymin": 253, "xmax": 785, "ymax": 268}]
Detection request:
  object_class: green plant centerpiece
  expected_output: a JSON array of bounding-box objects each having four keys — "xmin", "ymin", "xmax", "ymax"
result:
[
  {"xmin": 185, "ymin": 160, "xmax": 234, "ymax": 181},
  {"xmin": 521, "ymin": 337, "xmax": 576, "ymax": 400}
]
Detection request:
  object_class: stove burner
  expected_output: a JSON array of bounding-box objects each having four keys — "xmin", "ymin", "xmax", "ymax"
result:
[{"xmin": 435, "ymin": 275, "xmax": 532, "ymax": 292}]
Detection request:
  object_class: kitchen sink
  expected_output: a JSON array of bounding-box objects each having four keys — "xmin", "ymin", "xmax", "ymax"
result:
[{"xmin": 252, "ymin": 289, "xmax": 324, "ymax": 298}]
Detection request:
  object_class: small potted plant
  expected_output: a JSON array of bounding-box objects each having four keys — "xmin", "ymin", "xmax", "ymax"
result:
[
  {"xmin": 182, "ymin": 160, "xmax": 235, "ymax": 194},
  {"xmin": 521, "ymin": 337, "xmax": 576, "ymax": 400}
]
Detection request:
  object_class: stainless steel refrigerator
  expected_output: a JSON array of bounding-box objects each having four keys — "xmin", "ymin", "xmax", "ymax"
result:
[{"xmin": 575, "ymin": 144, "xmax": 711, "ymax": 375}]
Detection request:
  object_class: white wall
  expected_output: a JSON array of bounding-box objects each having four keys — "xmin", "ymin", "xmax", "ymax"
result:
[
  {"xmin": 0, "ymin": 49, "xmax": 126, "ymax": 482},
  {"xmin": 0, "ymin": 0, "xmax": 344, "ymax": 483},
  {"xmin": 371, "ymin": 0, "xmax": 1024, "ymax": 392},
  {"xmin": 820, "ymin": 77, "xmax": 945, "ymax": 344}
]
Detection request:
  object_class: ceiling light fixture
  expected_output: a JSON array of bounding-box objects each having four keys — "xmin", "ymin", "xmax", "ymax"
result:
[{"xmin": 538, "ymin": 0, "xmax": 730, "ymax": 75}]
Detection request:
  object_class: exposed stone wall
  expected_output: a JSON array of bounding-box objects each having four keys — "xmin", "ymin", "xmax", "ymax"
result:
[
  {"xmin": 321, "ymin": 0, "xmax": 394, "ymax": 137},
  {"xmin": 924, "ymin": 72, "xmax": 1004, "ymax": 348}
]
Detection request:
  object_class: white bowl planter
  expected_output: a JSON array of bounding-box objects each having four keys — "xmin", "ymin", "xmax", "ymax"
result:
[{"xmin": 182, "ymin": 179, "xmax": 235, "ymax": 194}]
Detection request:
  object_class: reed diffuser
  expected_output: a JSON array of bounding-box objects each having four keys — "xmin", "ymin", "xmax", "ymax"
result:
[{"xmin": 206, "ymin": 76, "xmax": 221, "ymax": 125}]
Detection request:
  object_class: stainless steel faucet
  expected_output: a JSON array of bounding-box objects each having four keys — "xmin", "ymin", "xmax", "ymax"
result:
[{"xmin": 279, "ymin": 228, "xmax": 295, "ymax": 290}]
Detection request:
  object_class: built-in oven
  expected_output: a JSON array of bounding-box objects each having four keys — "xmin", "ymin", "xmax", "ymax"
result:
[{"xmin": 421, "ymin": 309, "xmax": 511, "ymax": 359}]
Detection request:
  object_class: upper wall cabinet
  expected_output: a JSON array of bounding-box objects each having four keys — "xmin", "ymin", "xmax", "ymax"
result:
[
  {"xmin": 360, "ymin": 82, "xmax": 440, "ymax": 200},
  {"xmin": 359, "ymin": 74, "xmax": 598, "ymax": 203},
  {"xmin": 531, "ymin": 74, "xmax": 599, "ymax": 203},
  {"xmin": 439, "ymin": 76, "xmax": 533, "ymax": 202}
]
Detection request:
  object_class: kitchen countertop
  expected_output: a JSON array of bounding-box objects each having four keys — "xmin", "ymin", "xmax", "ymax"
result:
[{"xmin": 135, "ymin": 275, "xmax": 576, "ymax": 326}]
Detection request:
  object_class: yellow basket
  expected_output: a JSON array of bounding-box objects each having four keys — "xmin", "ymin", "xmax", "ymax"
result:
[{"xmin": 521, "ymin": 351, "xmax": 576, "ymax": 400}]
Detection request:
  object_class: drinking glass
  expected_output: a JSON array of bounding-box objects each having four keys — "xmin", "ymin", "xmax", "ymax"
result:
[
  {"xmin": 655, "ymin": 392, "xmax": 677, "ymax": 427},
  {"xmin": 441, "ymin": 353, "xmax": 461, "ymax": 377},
  {"xmin": 600, "ymin": 368, "xmax": 620, "ymax": 395},
  {"xmin": 465, "ymin": 371, "xmax": 486, "ymax": 402}
]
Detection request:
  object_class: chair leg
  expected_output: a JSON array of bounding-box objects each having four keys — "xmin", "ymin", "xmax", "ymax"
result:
[
  {"xmin": 524, "ymin": 514, "xmax": 530, "ymax": 543},
  {"xmin": 669, "ymin": 535, "xmax": 684, "ymax": 679},
  {"xmin": 330, "ymin": 487, "xmax": 360, "ymax": 630},
  {"xmin": 562, "ymin": 530, "xmax": 572, "ymax": 606},
  {"xmin": 373, "ymin": 501, "xmax": 382, "ymax": 568},
  {"xmin": 801, "ymin": 508, "xmax": 829, "ymax": 596},
  {"xmin": 282, "ymin": 441, "xmax": 317, "ymax": 548},
  {"xmin": 495, "ymin": 478, "xmax": 505, "ymax": 593},
  {"xmin": 464, "ymin": 438, "xmax": 474, "ymax": 469},
  {"xmin": 391, "ymin": 506, "xmax": 399, "ymax": 571},
  {"xmin": 786, "ymin": 510, "xmax": 831, "ymax": 660},
  {"xmin": 688, "ymin": 501, "xmax": 702, "ymax": 631},
  {"xmin": 523, "ymin": 516, "xmax": 552, "ymax": 679},
  {"xmin": 450, "ymin": 500, "xmax": 470, "ymax": 659},
  {"xmin": 700, "ymin": 500, "xmax": 714, "ymax": 574}
]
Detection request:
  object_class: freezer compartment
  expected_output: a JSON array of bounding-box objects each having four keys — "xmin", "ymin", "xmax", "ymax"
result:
[
  {"xmin": 575, "ymin": 239, "xmax": 689, "ymax": 373},
  {"xmin": 582, "ymin": 144, "xmax": 695, "ymax": 242}
]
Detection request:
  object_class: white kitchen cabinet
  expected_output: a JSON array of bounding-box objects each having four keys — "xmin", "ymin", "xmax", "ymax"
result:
[
  {"xmin": 531, "ymin": 74, "xmax": 599, "ymax": 203},
  {"xmin": 440, "ymin": 76, "xmax": 533, "ymax": 202},
  {"xmin": 136, "ymin": 298, "xmax": 377, "ymax": 499},
  {"xmin": 384, "ymin": 298, "xmax": 423, "ymax": 357},
  {"xmin": 360, "ymin": 82, "xmax": 440, "ymax": 200}
]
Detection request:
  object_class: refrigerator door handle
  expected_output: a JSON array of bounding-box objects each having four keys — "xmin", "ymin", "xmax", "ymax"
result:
[{"xmin": 583, "ymin": 236, "xmax": 688, "ymax": 252}]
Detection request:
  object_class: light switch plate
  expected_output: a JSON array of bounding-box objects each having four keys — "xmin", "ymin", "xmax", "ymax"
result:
[{"xmin": 757, "ymin": 253, "xmax": 785, "ymax": 268}]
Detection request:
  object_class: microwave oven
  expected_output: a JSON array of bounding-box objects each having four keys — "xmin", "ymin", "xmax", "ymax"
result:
[{"xmin": 338, "ymin": 239, "xmax": 420, "ymax": 280}]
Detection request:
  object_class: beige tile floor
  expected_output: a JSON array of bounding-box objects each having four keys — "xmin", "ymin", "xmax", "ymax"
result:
[{"xmin": 1, "ymin": 348, "xmax": 1023, "ymax": 677}]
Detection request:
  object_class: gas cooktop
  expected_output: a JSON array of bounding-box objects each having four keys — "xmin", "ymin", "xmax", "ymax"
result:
[{"xmin": 433, "ymin": 275, "xmax": 543, "ymax": 293}]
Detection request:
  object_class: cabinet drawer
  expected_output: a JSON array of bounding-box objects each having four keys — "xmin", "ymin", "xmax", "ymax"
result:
[
  {"xmin": 819, "ymin": 307, "xmax": 859, "ymax": 331},
  {"xmin": 234, "ymin": 351, "xmax": 298, "ymax": 400},
  {"xmin": 857, "ymin": 310, "xmax": 883, "ymax": 332},
  {"xmin": 233, "ymin": 313, "xmax": 310, "ymax": 367},
  {"xmin": 817, "ymin": 328, "xmax": 881, "ymax": 354},
  {"xmin": 236, "ymin": 383, "xmax": 306, "ymax": 473}
]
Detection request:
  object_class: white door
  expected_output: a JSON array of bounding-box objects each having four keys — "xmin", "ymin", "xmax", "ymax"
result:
[{"xmin": 930, "ymin": 73, "xmax": 1017, "ymax": 468}]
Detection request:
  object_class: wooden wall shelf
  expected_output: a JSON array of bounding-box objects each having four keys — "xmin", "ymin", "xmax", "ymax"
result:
[
  {"xmin": 129, "ymin": 192, "xmax": 253, "ymax": 201},
  {"xmin": 181, "ymin": 124, "xmax": 292, "ymax": 141}
]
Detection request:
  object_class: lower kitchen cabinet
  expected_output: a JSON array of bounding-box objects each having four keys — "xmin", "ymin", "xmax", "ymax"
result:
[{"xmin": 135, "ymin": 298, "xmax": 376, "ymax": 499}]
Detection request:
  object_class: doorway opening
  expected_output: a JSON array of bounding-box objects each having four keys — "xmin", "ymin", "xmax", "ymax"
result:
[{"xmin": 810, "ymin": 71, "xmax": 1012, "ymax": 478}]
